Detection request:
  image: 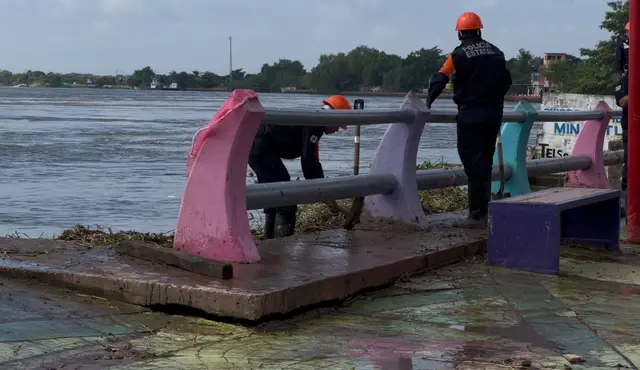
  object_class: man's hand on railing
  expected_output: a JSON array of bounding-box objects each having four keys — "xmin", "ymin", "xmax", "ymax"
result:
[{"xmin": 325, "ymin": 200, "xmax": 349, "ymax": 214}]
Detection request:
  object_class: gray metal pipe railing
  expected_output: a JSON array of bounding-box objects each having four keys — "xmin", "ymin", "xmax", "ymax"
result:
[
  {"xmin": 246, "ymin": 173, "xmax": 397, "ymax": 210},
  {"xmin": 262, "ymin": 107, "xmax": 621, "ymax": 127},
  {"xmin": 404, "ymin": 151, "xmax": 623, "ymax": 190},
  {"xmin": 525, "ymin": 156, "xmax": 592, "ymax": 177},
  {"xmin": 415, "ymin": 150, "xmax": 623, "ymax": 188},
  {"xmin": 416, "ymin": 166, "xmax": 513, "ymax": 189},
  {"xmin": 415, "ymin": 153, "xmax": 617, "ymax": 190},
  {"xmin": 263, "ymin": 109, "xmax": 415, "ymax": 126},
  {"xmin": 245, "ymin": 105, "xmax": 625, "ymax": 209},
  {"xmin": 246, "ymin": 150, "xmax": 624, "ymax": 209},
  {"xmin": 538, "ymin": 110, "xmax": 613, "ymax": 121},
  {"xmin": 525, "ymin": 150, "xmax": 623, "ymax": 178}
]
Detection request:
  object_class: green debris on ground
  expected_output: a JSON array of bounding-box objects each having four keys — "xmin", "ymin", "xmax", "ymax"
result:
[{"xmin": 55, "ymin": 160, "xmax": 467, "ymax": 246}]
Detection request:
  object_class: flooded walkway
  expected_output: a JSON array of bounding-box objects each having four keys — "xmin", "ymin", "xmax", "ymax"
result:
[{"xmin": 1, "ymin": 240, "xmax": 640, "ymax": 369}]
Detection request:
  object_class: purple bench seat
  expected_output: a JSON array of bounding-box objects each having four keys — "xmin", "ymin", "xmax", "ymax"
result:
[{"xmin": 488, "ymin": 187, "xmax": 621, "ymax": 275}]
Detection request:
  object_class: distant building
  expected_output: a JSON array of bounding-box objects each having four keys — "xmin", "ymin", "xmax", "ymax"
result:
[
  {"xmin": 533, "ymin": 53, "xmax": 569, "ymax": 95},
  {"xmin": 543, "ymin": 53, "xmax": 568, "ymax": 67}
]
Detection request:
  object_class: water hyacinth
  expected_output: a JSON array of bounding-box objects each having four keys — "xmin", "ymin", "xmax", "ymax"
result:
[{"xmin": 57, "ymin": 160, "xmax": 467, "ymax": 245}]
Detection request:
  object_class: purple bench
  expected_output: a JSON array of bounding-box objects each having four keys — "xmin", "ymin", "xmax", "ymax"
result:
[{"xmin": 488, "ymin": 187, "xmax": 621, "ymax": 275}]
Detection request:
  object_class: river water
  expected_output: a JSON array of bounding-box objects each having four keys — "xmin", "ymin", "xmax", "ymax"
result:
[{"xmin": 0, "ymin": 88, "xmax": 539, "ymax": 236}]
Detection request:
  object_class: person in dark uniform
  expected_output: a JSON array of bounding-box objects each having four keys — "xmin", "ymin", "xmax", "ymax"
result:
[
  {"xmin": 426, "ymin": 12, "xmax": 512, "ymax": 228},
  {"xmin": 615, "ymin": 22, "xmax": 630, "ymax": 218},
  {"xmin": 615, "ymin": 22, "xmax": 630, "ymax": 76},
  {"xmin": 249, "ymin": 95, "xmax": 350, "ymax": 239}
]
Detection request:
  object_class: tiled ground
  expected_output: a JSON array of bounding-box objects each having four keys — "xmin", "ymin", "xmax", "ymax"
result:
[{"xmin": 2, "ymin": 240, "xmax": 640, "ymax": 369}]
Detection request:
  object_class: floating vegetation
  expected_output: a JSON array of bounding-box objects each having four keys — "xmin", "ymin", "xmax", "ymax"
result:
[{"xmin": 56, "ymin": 160, "xmax": 467, "ymax": 246}]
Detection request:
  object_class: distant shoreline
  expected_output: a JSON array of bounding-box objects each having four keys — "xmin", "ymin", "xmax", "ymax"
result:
[
  {"xmin": 6, "ymin": 84, "xmax": 134, "ymax": 90},
  {"xmin": 3, "ymin": 85, "xmax": 541, "ymax": 102},
  {"xmin": 278, "ymin": 89, "xmax": 541, "ymax": 103}
]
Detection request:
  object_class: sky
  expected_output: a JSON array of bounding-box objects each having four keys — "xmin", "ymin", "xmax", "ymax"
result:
[{"xmin": 0, "ymin": 0, "xmax": 616, "ymax": 75}]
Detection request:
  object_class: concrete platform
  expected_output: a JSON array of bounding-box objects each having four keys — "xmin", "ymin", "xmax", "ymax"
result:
[{"xmin": 0, "ymin": 213, "xmax": 487, "ymax": 321}]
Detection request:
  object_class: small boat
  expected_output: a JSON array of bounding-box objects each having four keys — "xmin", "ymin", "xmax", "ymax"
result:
[{"xmin": 160, "ymin": 82, "xmax": 184, "ymax": 91}]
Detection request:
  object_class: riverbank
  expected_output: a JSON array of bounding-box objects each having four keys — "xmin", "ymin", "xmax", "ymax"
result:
[
  {"xmin": 57, "ymin": 183, "xmax": 467, "ymax": 246},
  {"xmin": 6, "ymin": 84, "xmax": 133, "ymax": 89},
  {"xmin": 1, "ymin": 84, "xmax": 542, "ymax": 102},
  {"xmin": 55, "ymin": 160, "xmax": 467, "ymax": 244},
  {"xmin": 165, "ymin": 87, "xmax": 542, "ymax": 103},
  {"xmin": 281, "ymin": 89, "xmax": 542, "ymax": 103}
]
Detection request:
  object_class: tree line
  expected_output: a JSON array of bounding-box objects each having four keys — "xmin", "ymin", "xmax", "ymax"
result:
[
  {"xmin": 0, "ymin": 1, "xmax": 627, "ymax": 96},
  {"xmin": 0, "ymin": 48, "xmax": 543, "ymax": 95},
  {"xmin": 544, "ymin": 0, "xmax": 628, "ymax": 95}
]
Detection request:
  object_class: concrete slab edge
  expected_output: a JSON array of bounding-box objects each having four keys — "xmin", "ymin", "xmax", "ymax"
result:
[{"xmin": 0, "ymin": 237, "xmax": 487, "ymax": 321}]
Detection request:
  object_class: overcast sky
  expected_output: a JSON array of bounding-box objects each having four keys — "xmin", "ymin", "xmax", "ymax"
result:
[{"xmin": 0, "ymin": 0, "xmax": 615, "ymax": 75}]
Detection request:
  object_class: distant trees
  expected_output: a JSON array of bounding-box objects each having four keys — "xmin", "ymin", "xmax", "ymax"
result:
[
  {"xmin": 0, "ymin": 1, "xmax": 627, "ymax": 95},
  {"xmin": 544, "ymin": 0, "xmax": 629, "ymax": 94}
]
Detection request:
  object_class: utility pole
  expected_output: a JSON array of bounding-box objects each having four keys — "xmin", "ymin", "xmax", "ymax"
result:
[{"xmin": 229, "ymin": 36, "xmax": 233, "ymax": 87}]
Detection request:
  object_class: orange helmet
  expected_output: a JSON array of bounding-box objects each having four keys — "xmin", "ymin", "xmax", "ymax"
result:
[
  {"xmin": 456, "ymin": 12, "xmax": 484, "ymax": 31},
  {"xmin": 322, "ymin": 95, "xmax": 350, "ymax": 131},
  {"xmin": 323, "ymin": 95, "xmax": 352, "ymax": 110},
  {"xmin": 626, "ymin": 22, "xmax": 630, "ymax": 31}
]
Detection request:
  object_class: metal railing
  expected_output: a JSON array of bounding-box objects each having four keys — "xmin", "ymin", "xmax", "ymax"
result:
[
  {"xmin": 260, "ymin": 107, "xmax": 613, "ymax": 126},
  {"xmin": 176, "ymin": 90, "xmax": 623, "ymax": 264},
  {"xmin": 245, "ymin": 151, "xmax": 623, "ymax": 210}
]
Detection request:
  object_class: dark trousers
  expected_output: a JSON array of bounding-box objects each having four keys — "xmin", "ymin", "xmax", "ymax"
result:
[
  {"xmin": 456, "ymin": 118, "xmax": 502, "ymax": 219},
  {"xmin": 622, "ymin": 125, "xmax": 628, "ymax": 191},
  {"xmin": 248, "ymin": 137, "xmax": 298, "ymax": 239}
]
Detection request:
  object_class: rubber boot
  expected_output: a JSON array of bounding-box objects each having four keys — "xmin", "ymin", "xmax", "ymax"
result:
[
  {"xmin": 454, "ymin": 181, "xmax": 489, "ymax": 229},
  {"xmin": 263, "ymin": 211, "xmax": 276, "ymax": 239},
  {"xmin": 275, "ymin": 224, "xmax": 295, "ymax": 238},
  {"xmin": 454, "ymin": 212, "xmax": 488, "ymax": 229},
  {"xmin": 274, "ymin": 207, "xmax": 297, "ymax": 238}
]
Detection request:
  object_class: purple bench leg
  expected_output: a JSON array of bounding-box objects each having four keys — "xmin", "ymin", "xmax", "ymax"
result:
[
  {"xmin": 561, "ymin": 198, "xmax": 620, "ymax": 251},
  {"xmin": 488, "ymin": 204, "xmax": 561, "ymax": 275}
]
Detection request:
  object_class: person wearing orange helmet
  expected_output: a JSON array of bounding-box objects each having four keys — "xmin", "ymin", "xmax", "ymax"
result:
[
  {"xmin": 248, "ymin": 95, "xmax": 350, "ymax": 239},
  {"xmin": 616, "ymin": 22, "xmax": 630, "ymax": 75},
  {"xmin": 322, "ymin": 95, "xmax": 350, "ymax": 131},
  {"xmin": 426, "ymin": 12, "xmax": 512, "ymax": 228}
]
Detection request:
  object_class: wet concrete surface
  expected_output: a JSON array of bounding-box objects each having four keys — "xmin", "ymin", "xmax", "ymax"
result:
[
  {"xmin": 2, "ymin": 238, "xmax": 640, "ymax": 369},
  {"xmin": 0, "ymin": 212, "xmax": 487, "ymax": 320}
]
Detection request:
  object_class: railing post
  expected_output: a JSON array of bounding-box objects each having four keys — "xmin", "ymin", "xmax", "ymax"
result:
[
  {"xmin": 492, "ymin": 100, "xmax": 538, "ymax": 196},
  {"xmin": 566, "ymin": 101, "xmax": 612, "ymax": 189},
  {"xmin": 363, "ymin": 92, "xmax": 430, "ymax": 224},
  {"xmin": 174, "ymin": 90, "xmax": 265, "ymax": 263}
]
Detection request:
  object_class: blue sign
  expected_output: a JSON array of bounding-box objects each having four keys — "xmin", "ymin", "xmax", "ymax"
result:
[{"xmin": 552, "ymin": 121, "xmax": 623, "ymax": 137}]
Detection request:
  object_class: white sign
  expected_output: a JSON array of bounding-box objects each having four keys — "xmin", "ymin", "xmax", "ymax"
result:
[{"xmin": 536, "ymin": 93, "xmax": 623, "ymax": 159}]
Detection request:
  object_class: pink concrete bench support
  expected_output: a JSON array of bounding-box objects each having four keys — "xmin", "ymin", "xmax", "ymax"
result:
[
  {"xmin": 566, "ymin": 101, "xmax": 612, "ymax": 189},
  {"xmin": 364, "ymin": 92, "xmax": 430, "ymax": 224},
  {"xmin": 175, "ymin": 90, "xmax": 265, "ymax": 263}
]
